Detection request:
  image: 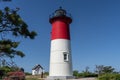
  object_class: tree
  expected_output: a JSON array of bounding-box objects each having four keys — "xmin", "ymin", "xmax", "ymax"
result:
[
  {"xmin": 73, "ymin": 70, "xmax": 79, "ymax": 78},
  {"xmin": 0, "ymin": 7, "xmax": 37, "ymax": 66},
  {"xmin": 0, "ymin": 40, "xmax": 24, "ymax": 58},
  {"xmin": 73, "ymin": 67, "xmax": 98, "ymax": 78},
  {"xmin": 95, "ymin": 65, "xmax": 115, "ymax": 75},
  {"xmin": 0, "ymin": 7, "xmax": 37, "ymax": 39},
  {"xmin": 95, "ymin": 65, "xmax": 120, "ymax": 80},
  {"xmin": 102, "ymin": 66, "xmax": 115, "ymax": 73},
  {"xmin": 95, "ymin": 65, "xmax": 104, "ymax": 75}
]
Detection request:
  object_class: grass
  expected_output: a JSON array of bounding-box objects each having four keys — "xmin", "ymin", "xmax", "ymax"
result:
[
  {"xmin": 26, "ymin": 78, "xmax": 42, "ymax": 80},
  {"xmin": 25, "ymin": 75, "xmax": 46, "ymax": 80}
]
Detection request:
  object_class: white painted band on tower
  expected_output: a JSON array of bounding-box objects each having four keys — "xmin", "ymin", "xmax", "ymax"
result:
[{"xmin": 50, "ymin": 39, "xmax": 72, "ymax": 76}]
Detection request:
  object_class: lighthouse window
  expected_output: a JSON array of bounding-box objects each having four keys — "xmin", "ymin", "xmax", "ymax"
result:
[{"xmin": 63, "ymin": 53, "xmax": 69, "ymax": 61}]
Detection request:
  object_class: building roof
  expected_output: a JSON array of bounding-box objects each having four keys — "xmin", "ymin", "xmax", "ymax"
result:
[{"xmin": 32, "ymin": 64, "xmax": 43, "ymax": 70}]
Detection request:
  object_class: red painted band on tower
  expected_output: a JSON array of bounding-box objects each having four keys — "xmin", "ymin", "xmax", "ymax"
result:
[{"xmin": 51, "ymin": 20, "xmax": 70, "ymax": 40}]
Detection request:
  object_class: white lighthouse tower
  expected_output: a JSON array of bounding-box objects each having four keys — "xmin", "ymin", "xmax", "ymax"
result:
[{"xmin": 48, "ymin": 7, "xmax": 73, "ymax": 80}]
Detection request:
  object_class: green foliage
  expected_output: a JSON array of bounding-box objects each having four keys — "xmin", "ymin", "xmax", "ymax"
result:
[
  {"xmin": 0, "ymin": 66, "xmax": 12, "ymax": 73},
  {"xmin": 98, "ymin": 73, "xmax": 120, "ymax": 80},
  {"xmin": 0, "ymin": 7, "xmax": 37, "ymax": 77},
  {"xmin": 0, "ymin": 7, "xmax": 37, "ymax": 64},
  {"xmin": 80, "ymin": 65, "xmax": 120, "ymax": 80},
  {"xmin": 95, "ymin": 65, "xmax": 116, "ymax": 76},
  {"xmin": 79, "ymin": 72, "xmax": 98, "ymax": 78},
  {"xmin": 25, "ymin": 72, "xmax": 32, "ymax": 75},
  {"xmin": 73, "ymin": 65, "xmax": 119, "ymax": 79},
  {"xmin": 0, "ymin": 65, "xmax": 23, "ymax": 79},
  {"xmin": 26, "ymin": 78, "xmax": 41, "ymax": 80},
  {"xmin": 0, "ymin": 66, "xmax": 13, "ymax": 78},
  {"xmin": 0, "ymin": 65, "xmax": 20, "ymax": 73},
  {"xmin": 0, "ymin": 39, "xmax": 25, "ymax": 58},
  {"xmin": 73, "ymin": 70, "xmax": 98, "ymax": 78},
  {"xmin": 44, "ymin": 72, "xmax": 49, "ymax": 76},
  {"xmin": 0, "ymin": 7, "xmax": 37, "ymax": 39},
  {"xmin": 73, "ymin": 70, "xmax": 79, "ymax": 78}
]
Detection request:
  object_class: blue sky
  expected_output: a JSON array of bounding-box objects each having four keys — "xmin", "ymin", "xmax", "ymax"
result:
[{"xmin": 0, "ymin": 0, "xmax": 120, "ymax": 73}]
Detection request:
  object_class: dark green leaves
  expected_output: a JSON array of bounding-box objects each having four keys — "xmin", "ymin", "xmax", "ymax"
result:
[
  {"xmin": 4, "ymin": 7, "xmax": 10, "ymax": 12},
  {"xmin": 0, "ymin": 40, "xmax": 25, "ymax": 58},
  {"xmin": 0, "ymin": 7, "xmax": 37, "ymax": 39},
  {"xmin": 0, "ymin": 7, "xmax": 38, "ymax": 74},
  {"xmin": 0, "ymin": 7, "xmax": 37, "ymax": 66}
]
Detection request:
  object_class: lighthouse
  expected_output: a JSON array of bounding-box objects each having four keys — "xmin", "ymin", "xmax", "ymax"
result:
[{"xmin": 48, "ymin": 7, "xmax": 73, "ymax": 79}]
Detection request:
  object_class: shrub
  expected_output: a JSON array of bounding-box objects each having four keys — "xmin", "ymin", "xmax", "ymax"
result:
[{"xmin": 98, "ymin": 73, "xmax": 120, "ymax": 80}]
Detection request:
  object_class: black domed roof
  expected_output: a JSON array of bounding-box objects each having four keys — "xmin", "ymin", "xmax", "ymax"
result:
[
  {"xmin": 49, "ymin": 7, "xmax": 72, "ymax": 24},
  {"xmin": 54, "ymin": 7, "xmax": 66, "ymax": 17}
]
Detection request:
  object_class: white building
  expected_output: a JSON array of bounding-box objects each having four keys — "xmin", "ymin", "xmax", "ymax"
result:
[{"xmin": 32, "ymin": 64, "xmax": 44, "ymax": 75}]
